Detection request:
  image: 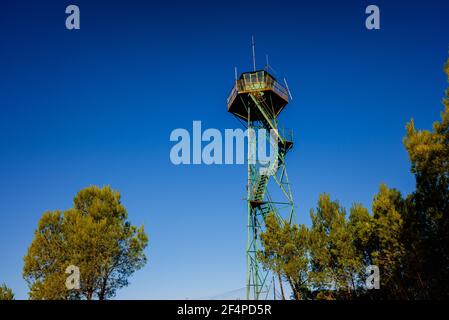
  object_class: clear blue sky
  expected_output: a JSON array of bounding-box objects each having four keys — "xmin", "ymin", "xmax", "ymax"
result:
[{"xmin": 0, "ymin": 0, "xmax": 448, "ymax": 299}]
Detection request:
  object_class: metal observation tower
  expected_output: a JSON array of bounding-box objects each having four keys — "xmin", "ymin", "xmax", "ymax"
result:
[{"xmin": 227, "ymin": 50, "xmax": 296, "ymax": 300}]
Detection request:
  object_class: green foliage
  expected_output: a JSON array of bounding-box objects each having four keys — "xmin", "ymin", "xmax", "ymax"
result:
[
  {"xmin": 308, "ymin": 194, "xmax": 363, "ymax": 299},
  {"xmin": 259, "ymin": 187, "xmax": 407, "ymax": 299},
  {"xmin": 258, "ymin": 213, "xmax": 309, "ymax": 299},
  {"xmin": 23, "ymin": 185, "xmax": 148, "ymax": 300},
  {"xmin": 0, "ymin": 283, "xmax": 14, "ymax": 300},
  {"xmin": 348, "ymin": 203, "xmax": 373, "ymax": 264},
  {"xmin": 370, "ymin": 184, "xmax": 406, "ymax": 297}
]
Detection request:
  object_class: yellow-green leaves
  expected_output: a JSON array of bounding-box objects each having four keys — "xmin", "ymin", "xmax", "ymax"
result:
[
  {"xmin": 0, "ymin": 284, "xmax": 14, "ymax": 300},
  {"xmin": 258, "ymin": 213, "xmax": 309, "ymax": 300},
  {"xmin": 23, "ymin": 185, "xmax": 148, "ymax": 300}
]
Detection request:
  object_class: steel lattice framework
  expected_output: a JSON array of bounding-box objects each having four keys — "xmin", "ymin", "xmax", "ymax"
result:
[{"xmin": 227, "ymin": 70, "xmax": 296, "ymax": 299}]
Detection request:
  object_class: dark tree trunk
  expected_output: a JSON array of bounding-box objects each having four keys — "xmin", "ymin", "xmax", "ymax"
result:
[{"xmin": 277, "ymin": 272, "xmax": 286, "ymax": 300}]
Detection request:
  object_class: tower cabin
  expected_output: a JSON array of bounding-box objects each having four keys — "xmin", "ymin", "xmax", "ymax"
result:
[
  {"xmin": 227, "ymin": 69, "xmax": 293, "ymax": 165},
  {"xmin": 227, "ymin": 70, "xmax": 289, "ymax": 121}
]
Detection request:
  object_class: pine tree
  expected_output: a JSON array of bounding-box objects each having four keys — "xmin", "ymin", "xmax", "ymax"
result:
[
  {"xmin": 258, "ymin": 213, "xmax": 310, "ymax": 300},
  {"xmin": 23, "ymin": 185, "xmax": 148, "ymax": 300},
  {"xmin": 402, "ymin": 58, "xmax": 449, "ymax": 298},
  {"xmin": 308, "ymin": 194, "xmax": 361, "ymax": 299}
]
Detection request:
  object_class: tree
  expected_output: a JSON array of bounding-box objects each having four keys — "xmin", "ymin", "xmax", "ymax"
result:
[
  {"xmin": 0, "ymin": 284, "xmax": 14, "ymax": 300},
  {"xmin": 348, "ymin": 203, "xmax": 373, "ymax": 267},
  {"xmin": 348, "ymin": 203, "xmax": 373, "ymax": 294},
  {"xmin": 23, "ymin": 185, "xmax": 148, "ymax": 300},
  {"xmin": 402, "ymin": 58, "xmax": 449, "ymax": 298},
  {"xmin": 308, "ymin": 194, "xmax": 362, "ymax": 299},
  {"xmin": 370, "ymin": 184, "xmax": 406, "ymax": 298},
  {"xmin": 258, "ymin": 213, "xmax": 310, "ymax": 300}
]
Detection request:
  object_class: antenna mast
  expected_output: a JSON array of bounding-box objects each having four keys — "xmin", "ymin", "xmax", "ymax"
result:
[
  {"xmin": 252, "ymin": 36, "xmax": 256, "ymax": 71},
  {"xmin": 284, "ymin": 78, "xmax": 293, "ymax": 100}
]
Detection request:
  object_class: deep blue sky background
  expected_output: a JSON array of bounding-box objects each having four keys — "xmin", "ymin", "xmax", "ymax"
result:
[{"xmin": 0, "ymin": 0, "xmax": 448, "ymax": 299}]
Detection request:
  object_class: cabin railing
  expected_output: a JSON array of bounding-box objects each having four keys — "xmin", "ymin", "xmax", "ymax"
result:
[{"xmin": 227, "ymin": 72, "xmax": 289, "ymax": 109}]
